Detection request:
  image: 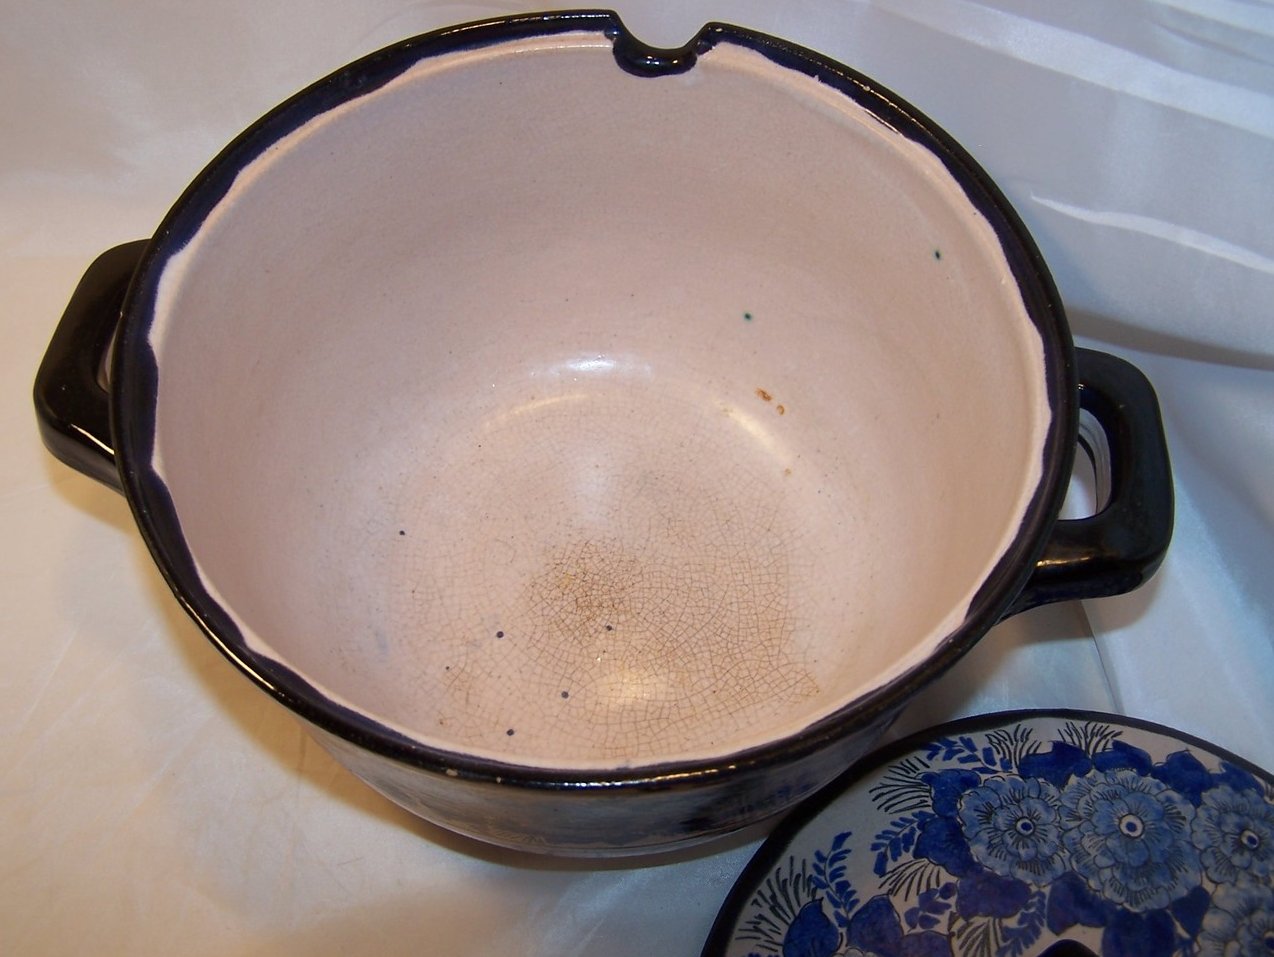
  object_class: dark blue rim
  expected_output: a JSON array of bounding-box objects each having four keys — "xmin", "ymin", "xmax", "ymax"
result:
[
  {"xmin": 112, "ymin": 11, "xmax": 1076, "ymax": 791},
  {"xmin": 699, "ymin": 708, "xmax": 1273, "ymax": 956}
]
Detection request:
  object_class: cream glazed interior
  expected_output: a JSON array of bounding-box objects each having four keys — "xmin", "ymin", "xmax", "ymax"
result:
[{"xmin": 146, "ymin": 31, "xmax": 1049, "ymax": 770}]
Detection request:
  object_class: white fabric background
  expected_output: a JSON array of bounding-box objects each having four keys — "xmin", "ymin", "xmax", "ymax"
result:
[{"xmin": 2, "ymin": 2, "xmax": 1271, "ymax": 954}]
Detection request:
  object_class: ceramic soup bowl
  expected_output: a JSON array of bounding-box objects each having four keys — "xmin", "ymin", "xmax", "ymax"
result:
[{"xmin": 35, "ymin": 11, "xmax": 1172, "ymax": 855}]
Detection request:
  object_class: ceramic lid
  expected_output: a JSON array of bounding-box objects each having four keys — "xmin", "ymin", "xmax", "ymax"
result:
[{"xmin": 702, "ymin": 709, "xmax": 1274, "ymax": 957}]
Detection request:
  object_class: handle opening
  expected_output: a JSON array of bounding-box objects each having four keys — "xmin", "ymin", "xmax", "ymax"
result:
[{"xmin": 1007, "ymin": 348, "xmax": 1173, "ymax": 616}]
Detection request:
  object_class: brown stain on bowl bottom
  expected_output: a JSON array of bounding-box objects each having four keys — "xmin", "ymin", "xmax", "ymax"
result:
[
  {"xmin": 755, "ymin": 388, "xmax": 786, "ymax": 415},
  {"xmin": 385, "ymin": 389, "xmax": 826, "ymax": 763},
  {"xmin": 500, "ymin": 531, "xmax": 819, "ymax": 757}
]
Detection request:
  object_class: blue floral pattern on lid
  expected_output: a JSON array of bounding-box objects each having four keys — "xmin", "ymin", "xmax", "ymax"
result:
[{"xmin": 704, "ymin": 711, "xmax": 1274, "ymax": 957}]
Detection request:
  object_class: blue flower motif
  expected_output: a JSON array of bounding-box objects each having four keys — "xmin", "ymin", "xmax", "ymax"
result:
[
  {"xmin": 844, "ymin": 895, "xmax": 953, "ymax": 957},
  {"xmin": 782, "ymin": 899, "xmax": 839, "ymax": 957},
  {"xmin": 731, "ymin": 722, "xmax": 1274, "ymax": 957},
  {"xmin": 958, "ymin": 776, "xmax": 1067, "ymax": 885},
  {"xmin": 1196, "ymin": 882, "xmax": 1274, "ymax": 957},
  {"xmin": 1060, "ymin": 768, "xmax": 1200, "ymax": 912},
  {"xmin": 1192, "ymin": 784, "xmax": 1274, "ymax": 885}
]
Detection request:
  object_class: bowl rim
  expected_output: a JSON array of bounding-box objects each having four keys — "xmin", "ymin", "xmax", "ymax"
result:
[{"xmin": 110, "ymin": 9, "xmax": 1078, "ymax": 791}]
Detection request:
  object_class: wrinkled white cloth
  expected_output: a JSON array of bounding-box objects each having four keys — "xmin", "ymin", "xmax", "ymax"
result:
[{"xmin": 2, "ymin": 2, "xmax": 1271, "ymax": 954}]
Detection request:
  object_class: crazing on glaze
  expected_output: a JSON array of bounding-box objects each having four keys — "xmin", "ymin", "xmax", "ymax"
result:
[{"xmin": 140, "ymin": 24, "xmax": 1049, "ymax": 772}]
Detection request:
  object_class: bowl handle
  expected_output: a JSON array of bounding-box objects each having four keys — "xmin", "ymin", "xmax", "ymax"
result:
[
  {"xmin": 33, "ymin": 240, "xmax": 148, "ymax": 493},
  {"xmin": 1007, "ymin": 348, "xmax": 1174, "ymax": 615}
]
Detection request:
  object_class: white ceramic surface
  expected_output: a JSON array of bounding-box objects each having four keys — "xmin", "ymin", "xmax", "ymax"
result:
[{"xmin": 148, "ymin": 33, "xmax": 1047, "ymax": 769}]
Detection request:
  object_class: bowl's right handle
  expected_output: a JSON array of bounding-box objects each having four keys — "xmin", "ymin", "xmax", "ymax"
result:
[
  {"xmin": 33, "ymin": 241, "xmax": 148, "ymax": 494},
  {"xmin": 1007, "ymin": 348, "xmax": 1174, "ymax": 615}
]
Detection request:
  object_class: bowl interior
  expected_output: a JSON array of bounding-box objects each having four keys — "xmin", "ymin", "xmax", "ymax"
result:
[{"xmin": 144, "ymin": 29, "xmax": 1049, "ymax": 770}]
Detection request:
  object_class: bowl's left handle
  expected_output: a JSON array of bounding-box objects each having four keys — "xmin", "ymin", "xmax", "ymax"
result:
[{"xmin": 33, "ymin": 240, "xmax": 149, "ymax": 493}]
